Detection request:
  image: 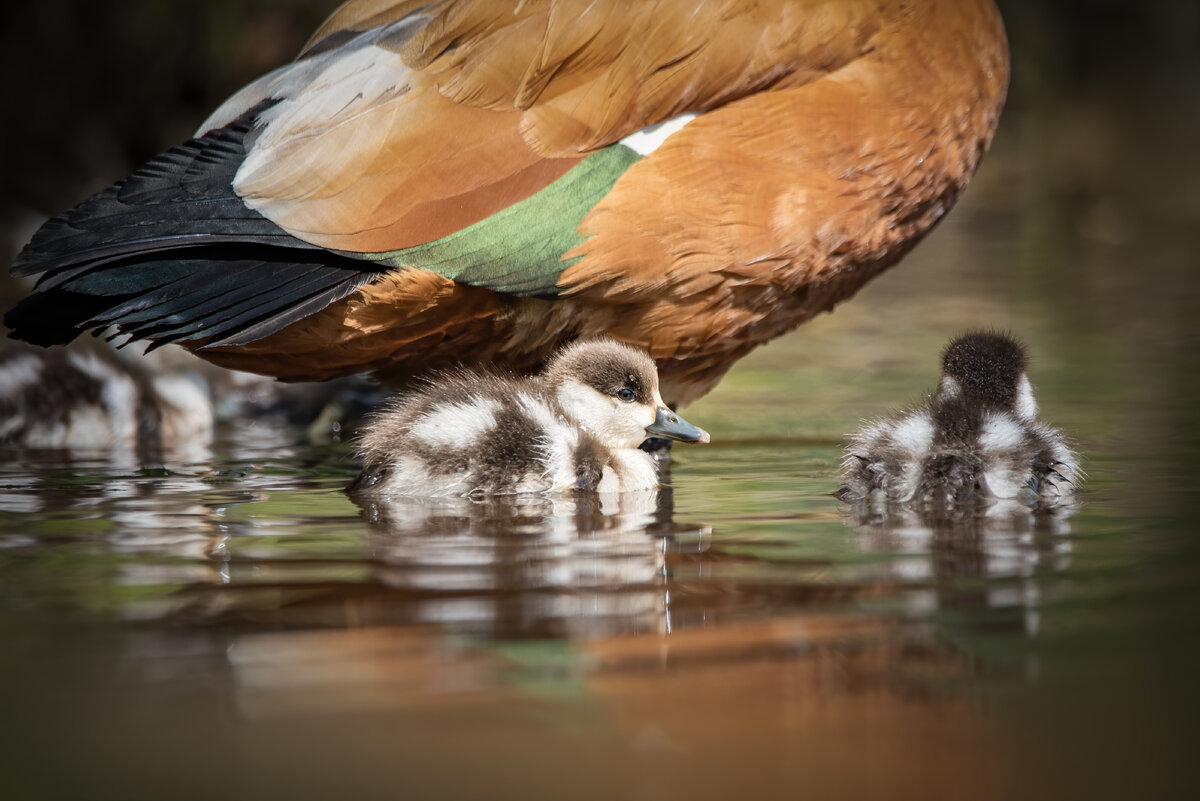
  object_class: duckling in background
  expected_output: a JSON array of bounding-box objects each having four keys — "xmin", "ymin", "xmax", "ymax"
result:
[
  {"xmin": 0, "ymin": 339, "xmax": 212, "ymax": 462},
  {"xmin": 350, "ymin": 340, "xmax": 709, "ymax": 498},
  {"xmin": 0, "ymin": 333, "xmax": 387, "ymax": 462},
  {"xmin": 839, "ymin": 333, "xmax": 1079, "ymax": 508}
]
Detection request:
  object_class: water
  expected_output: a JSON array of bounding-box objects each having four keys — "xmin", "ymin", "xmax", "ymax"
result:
[
  {"xmin": 3, "ymin": 242, "xmax": 1198, "ymax": 800},
  {"xmin": 4, "ymin": 6, "xmax": 1200, "ymax": 798}
]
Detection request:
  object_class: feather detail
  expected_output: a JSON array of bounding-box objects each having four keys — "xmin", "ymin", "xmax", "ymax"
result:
[
  {"xmin": 228, "ymin": 43, "xmax": 583, "ymax": 252},
  {"xmin": 355, "ymin": 145, "xmax": 639, "ymax": 297},
  {"xmin": 10, "ymin": 107, "xmax": 308, "ymax": 280}
]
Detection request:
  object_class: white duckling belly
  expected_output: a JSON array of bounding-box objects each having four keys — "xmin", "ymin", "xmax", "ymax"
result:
[{"xmin": 599, "ymin": 450, "xmax": 662, "ymax": 493}]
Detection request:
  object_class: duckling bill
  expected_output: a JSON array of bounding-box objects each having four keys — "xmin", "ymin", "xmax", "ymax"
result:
[
  {"xmin": 350, "ymin": 340, "xmax": 708, "ymax": 497},
  {"xmin": 839, "ymin": 333, "xmax": 1080, "ymax": 507}
]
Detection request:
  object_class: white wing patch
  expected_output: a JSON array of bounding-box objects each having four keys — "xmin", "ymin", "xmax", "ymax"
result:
[
  {"xmin": 841, "ymin": 411, "xmax": 934, "ymax": 502},
  {"xmin": 619, "ymin": 112, "xmax": 699, "ymax": 156},
  {"xmin": 979, "ymin": 412, "xmax": 1026, "ymax": 452},
  {"xmin": 890, "ymin": 413, "xmax": 935, "ymax": 457},
  {"xmin": 516, "ymin": 392, "xmax": 578, "ymax": 491},
  {"xmin": 409, "ymin": 398, "xmax": 499, "ymax": 448}
]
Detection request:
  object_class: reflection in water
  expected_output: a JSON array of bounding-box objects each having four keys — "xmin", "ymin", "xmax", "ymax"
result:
[
  {"xmin": 845, "ymin": 497, "xmax": 1074, "ymax": 641},
  {"xmin": 1, "ymin": 431, "xmax": 1077, "ymax": 646},
  {"xmin": 359, "ymin": 489, "xmax": 683, "ymax": 638},
  {"xmin": 847, "ymin": 496, "xmax": 1074, "ymax": 578},
  {"xmin": 1, "ymin": 422, "xmax": 1178, "ymax": 800}
]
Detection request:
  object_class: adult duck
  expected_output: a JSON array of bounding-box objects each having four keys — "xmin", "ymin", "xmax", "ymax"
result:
[{"xmin": 5, "ymin": 0, "xmax": 1009, "ymax": 407}]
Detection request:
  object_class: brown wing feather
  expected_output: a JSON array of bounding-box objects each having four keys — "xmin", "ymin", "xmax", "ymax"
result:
[
  {"xmin": 237, "ymin": 80, "xmax": 580, "ymax": 252},
  {"xmin": 302, "ymin": 0, "xmax": 436, "ymax": 56},
  {"xmin": 239, "ymin": 0, "xmax": 883, "ymax": 253},
  {"xmin": 556, "ymin": 0, "xmax": 1008, "ymax": 356},
  {"xmin": 410, "ymin": 0, "xmax": 881, "ymax": 154}
]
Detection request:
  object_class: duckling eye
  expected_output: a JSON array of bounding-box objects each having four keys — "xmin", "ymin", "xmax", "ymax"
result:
[{"xmin": 617, "ymin": 388, "xmax": 636, "ymax": 402}]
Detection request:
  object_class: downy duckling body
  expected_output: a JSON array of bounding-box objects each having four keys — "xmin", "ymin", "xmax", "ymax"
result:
[
  {"xmin": 0, "ymin": 339, "xmax": 212, "ymax": 461},
  {"xmin": 351, "ymin": 340, "xmax": 708, "ymax": 497},
  {"xmin": 839, "ymin": 333, "xmax": 1079, "ymax": 507}
]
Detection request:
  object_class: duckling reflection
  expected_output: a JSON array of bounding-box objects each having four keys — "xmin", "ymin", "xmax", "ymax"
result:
[
  {"xmin": 839, "ymin": 332, "xmax": 1080, "ymax": 510},
  {"xmin": 848, "ymin": 498, "xmax": 1074, "ymax": 576},
  {"xmin": 353, "ymin": 487, "xmax": 701, "ymax": 639},
  {"xmin": 351, "ymin": 339, "xmax": 709, "ymax": 498},
  {"xmin": 846, "ymin": 497, "xmax": 1075, "ymax": 639},
  {"xmin": 0, "ymin": 337, "xmax": 383, "ymax": 465}
]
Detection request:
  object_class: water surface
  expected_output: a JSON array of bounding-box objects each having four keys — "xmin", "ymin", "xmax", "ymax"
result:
[{"xmin": 3, "ymin": 229, "xmax": 1197, "ymax": 798}]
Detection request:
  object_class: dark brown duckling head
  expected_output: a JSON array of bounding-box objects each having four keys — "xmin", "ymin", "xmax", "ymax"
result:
[
  {"xmin": 543, "ymin": 340, "xmax": 710, "ymax": 446},
  {"xmin": 938, "ymin": 332, "xmax": 1032, "ymax": 416}
]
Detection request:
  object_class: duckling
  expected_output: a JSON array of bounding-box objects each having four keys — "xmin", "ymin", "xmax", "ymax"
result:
[
  {"xmin": 0, "ymin": 339, "xmax": 212, "ymax": 462},
  {"xmin": 839, "ymin": 333, "xmax": 1079, "ymax": 508},
  {"xmin": 4, "ymin": 0, "xmax": 1009, "ymax": 408},
  {"xmin": 350, "ymin": 340, "xmax": 708, "ymax": 497}
]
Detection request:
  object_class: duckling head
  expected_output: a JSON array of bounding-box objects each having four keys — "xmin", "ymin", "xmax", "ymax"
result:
[
  {"xmin": 937, "ymin": 332, "xmax": 1038, "ymax": 420},
  {"xmin": 542, "ymin": 340, "xmax": 710, "ymax": 450}
]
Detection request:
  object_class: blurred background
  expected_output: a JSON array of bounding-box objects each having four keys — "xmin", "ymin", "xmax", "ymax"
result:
[{"xmin": 1, "ymin": 2, "xmax": 1198, "ymax": 800}]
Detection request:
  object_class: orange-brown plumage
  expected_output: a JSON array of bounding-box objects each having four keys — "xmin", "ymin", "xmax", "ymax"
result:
[{"xmin": 7, "ymin": 0, "xmax": 1008, "ymax": 407}]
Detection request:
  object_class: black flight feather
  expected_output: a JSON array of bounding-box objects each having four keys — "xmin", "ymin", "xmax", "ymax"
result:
[{"xmin": 5, "ymin": 101, "xmax": 383, "ymax": 349}]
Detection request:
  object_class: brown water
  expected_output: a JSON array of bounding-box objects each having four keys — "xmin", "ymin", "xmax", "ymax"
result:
[{"xmin": 3, "ymin": 5, "xmax": 1200, "ymax": 799}]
